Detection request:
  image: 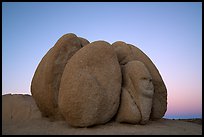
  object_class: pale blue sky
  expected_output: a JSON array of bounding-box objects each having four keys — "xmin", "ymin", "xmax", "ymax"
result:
[{"xmin": 2, "ymin": 2, "xmax": 202, "ymax": 119}]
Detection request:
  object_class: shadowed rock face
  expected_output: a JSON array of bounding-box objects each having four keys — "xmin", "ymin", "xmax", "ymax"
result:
[
  {"xmin": 31, "ymin": 33, "xmax": 89, "ymax": 120},
  {"xmin": 31, "ymin": 33, "xmax": 167, "ymax": 127},
  {"xmin": 58, "ymin": 41, "xmax": 121, "ymax": 127},
  {"xmin": 116, "ymin": 87, "xmax": 142, "ymax": 124},
  {"xmin": 78, "ymin": 37, "xmax": 90, "ymax": 47}
]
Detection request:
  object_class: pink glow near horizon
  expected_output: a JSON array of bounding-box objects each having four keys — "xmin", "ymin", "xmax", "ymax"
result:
[{"xmin": 163, "ymin": 74, "xmax": 202, "ymax": 118}]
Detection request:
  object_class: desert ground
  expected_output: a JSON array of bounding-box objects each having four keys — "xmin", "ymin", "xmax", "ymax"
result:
[{"xmin": 2, "ymin": 94, "xmax": 202, "ymax": 135}]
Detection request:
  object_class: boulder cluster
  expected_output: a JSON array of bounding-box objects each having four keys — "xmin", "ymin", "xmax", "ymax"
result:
[{"xmin": 31, "ymin": 33, "xmax": 167, "ymax": 127}]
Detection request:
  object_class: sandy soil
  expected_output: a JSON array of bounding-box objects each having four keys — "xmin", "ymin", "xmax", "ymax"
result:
[{"xmin": 2, "ymin": 94, "xmax": 202, "ymax": 135}]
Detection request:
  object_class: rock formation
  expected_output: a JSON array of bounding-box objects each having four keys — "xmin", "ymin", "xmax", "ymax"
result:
[
  {"xmin": 31, "ymin": 33, "xmax": 89, "ymax": 120},
  {"xmin": 2, "ymin": 94, "xmax": 41, "ymax": 125},
  {"xmin": 116, "ymin": 60, "xmax": 154, "ymax": 124},
  {"xmin": 31, "ymin": 33, "xmax": 167, "ymax": 127},
  {"xmin": 58, "ymin": 41, "xmax": 121, "ymax": 127},
  {"xmin": 112, "ymin": 41, "xmax": 167, "ymax": 120}
]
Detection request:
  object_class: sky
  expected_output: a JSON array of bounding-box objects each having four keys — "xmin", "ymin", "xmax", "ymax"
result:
[{"xmin": 2, "ymin": 2, "xmax": 202, "ymax": 119}]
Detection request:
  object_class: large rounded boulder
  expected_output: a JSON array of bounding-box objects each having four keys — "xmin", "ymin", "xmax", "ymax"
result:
[
  {"xmin": 58, "ymin": 41, "xmax": 122, "ymax": 127},
  {"xmin": 31, "ymin": 33, "xmax": 89, "ymax": 120}
]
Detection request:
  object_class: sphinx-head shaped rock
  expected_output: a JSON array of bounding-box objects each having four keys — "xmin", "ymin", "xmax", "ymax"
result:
[
  {"xmin": 116, "ymin": 60, "xmax": 154, "ymax": 124},
  {"xmin": 112, "ymin": 41, "xmax": 167, "ymax": 120}
]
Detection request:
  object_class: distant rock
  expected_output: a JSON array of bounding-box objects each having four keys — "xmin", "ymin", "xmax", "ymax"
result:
[
  {"xmin": 58, "ymin": 41, "xmax": 121, "ymax": 127},
  {"xmin": 2, "ymin": 94, "xmax": 41, "ymax": 125}
]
